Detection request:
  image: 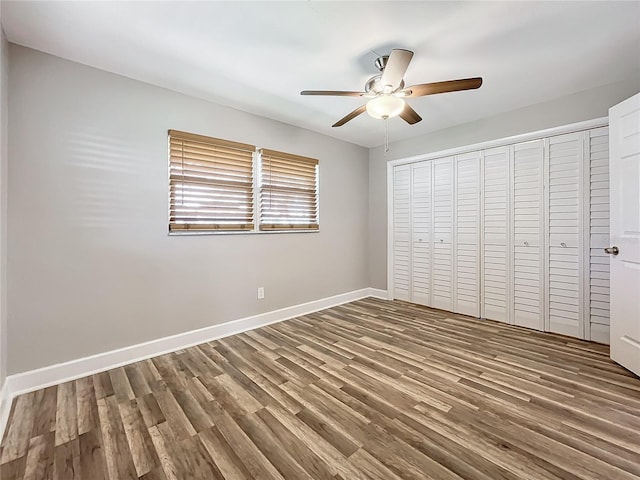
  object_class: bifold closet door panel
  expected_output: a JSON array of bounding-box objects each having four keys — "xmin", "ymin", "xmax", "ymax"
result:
[
  {"xmin": 454, "ymin": 152, "xmax": 480, "ymax": 316},
  {"xmin": 432, "ymin": 157, "xmax": 454, "ymax": 311},
  {"xmin": 392, "ymin": 164, "xmax": 411, "ymax": 301},
  {"xmin": 481, "ymin": 146, "xmax": 511, "ymax": 323},
  {"xmin": 411, "ymin": 161, "xmax": 432, "ymax": 306},
  {"xmin": 512, "ymin": 140, "xmax": 544, "ymax": 331},
  {"xmin": 588, "ymin": 127, "xmax": 611, "ymax": 343},
  {"xmin": 547, "ymin": 132, "xmax": 584, "ymax": 338}
]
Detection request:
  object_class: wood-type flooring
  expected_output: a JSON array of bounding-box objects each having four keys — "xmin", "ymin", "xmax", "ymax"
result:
[{"xmin": 1, "ymin": 298, "xmax": 639, "ymax": 479}]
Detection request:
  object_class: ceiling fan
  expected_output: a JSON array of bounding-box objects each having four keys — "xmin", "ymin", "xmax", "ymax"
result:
[{"xmin": 301, "ymin": 49, "xmax": 483, "ymax": 128}]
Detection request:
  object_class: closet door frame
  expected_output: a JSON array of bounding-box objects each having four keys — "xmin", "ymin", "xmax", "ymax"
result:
[{"xmin": 386, "ymin": 117, "xmax": 607, "ymax": 306}]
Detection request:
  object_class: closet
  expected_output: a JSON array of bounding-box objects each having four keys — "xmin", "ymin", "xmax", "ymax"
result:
[{"xmin": 390, "ymin": 121, "xmax": 611, "ymax": 342}]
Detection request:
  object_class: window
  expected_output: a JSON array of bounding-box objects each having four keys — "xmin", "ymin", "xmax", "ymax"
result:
[
  {"xmin": 169, "ymin": 130, "xmax": 255, "ymax": 232},
  {"xmin": 259, "ymin": 149, "xmax": 319, "ymax": 231},
  {"xmin": 169, "ymin": 131, "xmax": 319, "ymax": 233}
]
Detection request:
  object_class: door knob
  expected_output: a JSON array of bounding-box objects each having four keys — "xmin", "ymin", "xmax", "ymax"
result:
[{"xmin": 604, "ymin": 246, "xmax": 619, "ymax": 255}]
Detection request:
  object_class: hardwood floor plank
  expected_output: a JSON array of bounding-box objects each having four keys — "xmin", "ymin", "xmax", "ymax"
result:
[
  {"xmin": 207, "ymin": 400, "xmax": 285, "ymax": 480},
  {"xmin": 76, "ymin": 377, "xmax": 99, "ymax": 436},
  {"xmin": 2, "ymin": 298, "xmax": 639, "ymax": 479},
  {"xmin": 0, "ymin": 455, "xmax": 26, "ymax": 480},
  {"xmin": 78, "ymin": 429, "xmax": 107, "ymax": 480},
  {"xmin": 198, "ymin": 426, "xmax": 253, "ymax": 480},
  {"xmin": 1, "ymin": 392, "xmax": 36, "ymax": 464},
  {"xmin": 96, "ymin": 396, "xmax": 138, "ymax": 480},
  {"xmin": 30, "ymin": 387, "xmax": 57, "ymax": 438},
  {"xmin": 23, "ymin": 432, "xmax": 54, "ymax": 480},
  {"xmin": 118, "ymin": 399, "xmax": 160, "ymax": 477},
  {"xmin": 53, "ymin": 437, "xmax": 81, "ymax": 480}
]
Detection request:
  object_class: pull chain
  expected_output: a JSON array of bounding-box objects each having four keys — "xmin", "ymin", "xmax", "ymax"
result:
[{"xmin": 384, "ymin": 116, "xmax": 390, "ymax": 154}]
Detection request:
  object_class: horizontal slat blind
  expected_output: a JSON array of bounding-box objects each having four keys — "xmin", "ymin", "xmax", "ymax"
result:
[
  {"xmin": 169, "ymin": 130, "xmax": 255, "ymax": 232},
  {"xmin": 259, "ymin": 149, "xmax": 319, "ymax": 231}
]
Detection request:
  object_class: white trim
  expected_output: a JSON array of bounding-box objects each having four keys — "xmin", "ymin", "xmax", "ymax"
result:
[
  {"xmin": 582, "ymin": 131, "xmax": 593, "ymax": 341},
  {"xmin": 543, "ymin": 136, "xmax": 550, "ymax": 333},
  {"xmin": 368, "ymin": 288, "xmax": 389, "ymax": 299},
  {"xmin": 388, "ymin": 117, "xmax": 608, "ymax": 167},
  {"xmin": 0, "ymin": 381, "xmax": 10, "ymax": 442},
  {"xmin": 0, "ymin": 287, "xmax": 386, "ymax": 440},
  {"xmin": 387, "ymin": 162, "xmax": 395, "ymax": 300}
]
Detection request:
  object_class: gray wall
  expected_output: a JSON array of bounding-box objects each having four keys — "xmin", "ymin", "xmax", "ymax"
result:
[
  {"xmin": 369, "ymin": 78, "xmax": 640, "ymax": 289},
  {"xmin": 8, "ymin": 45, "xmax": 369, "ymax": 374},
  {"xmin": 0, "ymin": 21, "xmax": 8, "ymax": 387}
]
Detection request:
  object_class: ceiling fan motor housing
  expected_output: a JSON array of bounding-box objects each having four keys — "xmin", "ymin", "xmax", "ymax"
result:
[
  {"xmin": 365, "ymin": 75, "xmax": 405, "ymax": 94},
  {"xmin": 374, "ymin": 55, "xmax": 389, "ymax": 72}
]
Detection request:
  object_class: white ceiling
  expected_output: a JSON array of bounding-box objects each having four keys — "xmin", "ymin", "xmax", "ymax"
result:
[{"xmin": 2, "ymin": 1, "xmax": 639, "ymax": 148}]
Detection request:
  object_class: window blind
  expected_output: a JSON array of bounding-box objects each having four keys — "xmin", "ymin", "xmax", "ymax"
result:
[
  {"xmin": 169, "ymin": 130, "xmax": 255, "ymax": 232},
  {"xmin": 259, "ymin": 149, "xmax": 319, "ymax": 231}
]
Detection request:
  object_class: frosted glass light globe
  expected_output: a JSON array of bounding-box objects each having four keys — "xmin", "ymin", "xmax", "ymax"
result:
[{"xmin": 366, "ymin": 95, "xmax": 406, "ymax": 119}]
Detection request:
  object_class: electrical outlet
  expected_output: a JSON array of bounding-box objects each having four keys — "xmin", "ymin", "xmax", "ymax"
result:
[{"xmin": 257, "ymin": 287, "xmax": 265, "ymax": 299}]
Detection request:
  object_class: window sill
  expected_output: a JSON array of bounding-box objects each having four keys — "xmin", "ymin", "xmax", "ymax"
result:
[{"xmin": 168, "ymin": 229, "xmax": 321, "ymax": 236}]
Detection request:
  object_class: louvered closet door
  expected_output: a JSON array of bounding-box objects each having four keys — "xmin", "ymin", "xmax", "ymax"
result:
[
  {"xmin": 588, "ymin": 127, "xmax": 611, "ymax": 344},
  {"xmin": 454, "ymin": 152, "xmax": 480, "ymax": 316},
  {"xmin": 411, "ymin": 161, "xmax": 432, "ymax": 306},
  {"xmin": 511, "ymin": 140, "xmax": 544, "ymax": 330},
  {"xmin": 393, "ymin": 165, "xmax": 411, "ymax": 301},
  {"xmin": 546, "ymin": 132, "xmax": 584, "ymax": 338},
  {"xmin": 432, "ymin": 157, "xmax": 454, "ymax": 311},
  {"xmin": 482, "ymin": 146, "xmax": 511, "ymax": 323}
]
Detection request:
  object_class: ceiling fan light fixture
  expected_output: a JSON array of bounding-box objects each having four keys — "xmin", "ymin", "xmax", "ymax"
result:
[{"xmin": 366, "ymin": 95, "xmax": 405, "ymax": 119}]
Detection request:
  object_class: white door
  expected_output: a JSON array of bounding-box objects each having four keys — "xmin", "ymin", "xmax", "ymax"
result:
[
  {"xmin": 431, "ymin": 157, "xmax": 454, "ymax": 311},
  {"xmin": 482, "ymin": 146, "xmax": 511, "ymax": 323},
  {"xmin": 609, "ymin": 93, "xmax": 640, "ymax": 375},
  {"xmin": 392, "ymin": 165, "xmax": 411, "ymax": 301},
  {"xmin": 511, "ymin": 140, "xmax": 545, "ymax": 331},
  {"xmin": 454, "ymin": 152, "xmax": 481, "ymax": 317},
  {"xmin": 587, "ymin": 127, "xmax": 611, "ymax": 344},
  {"xmin": 411, "ymin": 162, "xmax": 432, "ymax": 306},
  {"xmin": 546, "ymin": 132, "xmax": 584, "ymax": 338}
]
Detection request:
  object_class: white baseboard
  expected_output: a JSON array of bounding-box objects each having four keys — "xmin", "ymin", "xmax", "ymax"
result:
[
  {"xmin": 368, "ymin": 288, "xmax": 391, "ymax": 300},
  {"xmin": 0, "ymin": 287, "xmax": 387, "ymax": 440},
  {"xmin": 0, "ymin": 381, "xmax": 10, "ymax": 441}
]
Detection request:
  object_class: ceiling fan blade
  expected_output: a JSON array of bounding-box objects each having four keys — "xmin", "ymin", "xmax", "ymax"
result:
[
  {"xmin": 332, "ymin": 105, "xmax": 367, "ymax": 127},
  {"xmin": 399, "ymin": 104, "xmax": 422, "ymax": 125},
  {"xmin": 380, "ymin": 49, "xmax": 414, "ymax": 91},
  {"xmin": 405, "ymin": 77, "xmax": 483, "ymax": 97},
  {"xmin": 301, "ymin": 90, "xmax": 365, "ymax": 97}
]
